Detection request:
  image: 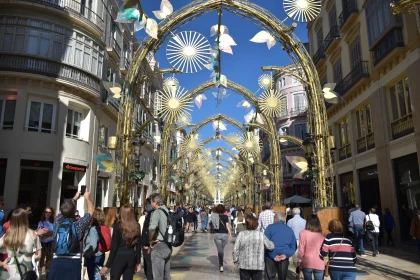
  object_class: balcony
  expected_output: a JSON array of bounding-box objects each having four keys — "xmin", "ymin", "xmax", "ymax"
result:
[
  {"xmin": 106, "ymin": 36, "xmax": 121, "ymax": 60},
  {"xmin": 154, "ymin": 141, "xmax": 161, "ymax": 153},
  {"xmin": 15, "ymin": 0, "xmax": 104, "ymax": 33},
  {"xmin": 120, "ymin": 57, "xmax": 130, "ymax": 75},
  {"xmin": 338, "ymin": 144, "xmax": 352, "ymax": 161},
  {"xmin": 312, "ymin": 45, "xmax": 326, "ymax": 66},
  {"xmin": 290, "ymin": 106, "xmax": 306, "ymax": 117},
  {"xmin": 372, "ymin": 28, "xmax": 404, "ymax": 66},
  {"xmin": 324, "ymin": 25, "xmax": 341, "ymax": 52},
  {"xmin": 335, "ymin": 61, "xmax": 370, "ymax": 97},
  {"xmin": 142, "ymin": 130, "xmax": 154, "ymax": 146},
  {"xmin": 105, "ymin": 93, "xmax": 120, "ymax": 111},
  {"xmin": 0, "ymin": 54, "xmax": 100, "ymax": 93},
  {"xmin": 338, "ymin": 0, "xmax": 358, "ymax": 32},
  {"xmin": 391, "ymin": 113, "xmax": 413, "ymax": 140},
  {"xmin": 277, "ymin": 110, "xmax": 289, "ymax": 120},
  {"xmin": 356, "ymin": 132, "xmax": 375, "ymax": 154}
]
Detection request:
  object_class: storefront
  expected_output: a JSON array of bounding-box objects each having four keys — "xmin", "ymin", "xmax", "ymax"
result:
[
  {"xmin": 393, "ymin": 153, "xmax": 420, "ymax": 241},
  {"xmin": 0, "ymin": 159, "xmax": 6, "ymax": 196},
  {"xmin": 96, "ymin": 171, "xmax": 110, "ymax": 209},
  {"xmin": 18, "ymin": 159, "xmax": 53, "ymax": 227},
  {"xmin": 61, "ymin": 163, "xmax": 87, "ymax": 204},
  {"xmin": 359, "ymin": 165, "xmax": 381, "ymax": 214},
  {"xmin": 339, "ymin": 172, "xmax": 354, "ymax": 209}
]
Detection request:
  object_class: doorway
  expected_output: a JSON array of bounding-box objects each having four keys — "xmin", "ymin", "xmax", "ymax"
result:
[{"xmin": 359, "ymin": 165, "xmax": 381, "ymax": 214}]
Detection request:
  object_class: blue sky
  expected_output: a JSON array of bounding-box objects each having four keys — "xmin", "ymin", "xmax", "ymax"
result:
[{"xmin": 137, "ymin": 0, "xmax": 309, "ymax": 151}]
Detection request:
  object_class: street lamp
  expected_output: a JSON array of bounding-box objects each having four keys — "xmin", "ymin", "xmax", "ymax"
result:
[
  {"xmin": 132, "ymin": 137, "xmax": 141, "ymax": 220},
  {"xmin": 302, "ymin": 133, "xmax": 316, "ymax": 214},
  {"xmin": 242, "ymin": 184, "xmax": 247, "ymax": 206}
]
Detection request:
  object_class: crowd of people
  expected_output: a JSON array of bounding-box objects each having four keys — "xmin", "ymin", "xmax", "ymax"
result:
[{"xmin": 0, "ymin": 193, "xmax": 419, "ymax": 280}]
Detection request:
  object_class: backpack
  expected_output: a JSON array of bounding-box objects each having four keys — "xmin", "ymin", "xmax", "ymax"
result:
[
  {"xmin": 158, "ymin": 208, "xmax": 184, "ymax": 247},
  {"xmin": 366, "ymin": 215, "xmax": 375, "ymax": 231},
  {"xmin": 97, "ymin": 225, "xmax": 111, "ymax": 252},
  {"xmin": 53, "ymin": 218, "xmax": 79, "ymax": 256}
]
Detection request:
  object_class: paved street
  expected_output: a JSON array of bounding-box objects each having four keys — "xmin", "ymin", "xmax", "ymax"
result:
[{"xmin": 133, "ymin": 231, "xmax": 420, "ymax": 280}]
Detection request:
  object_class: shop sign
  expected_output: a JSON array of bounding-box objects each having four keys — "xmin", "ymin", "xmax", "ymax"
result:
[
  {"xmin": 63, "ymin": 163, "xmax": 87, "ymax": 172},
  {"xmin": 359, "ymin": 165, "xmax": 378, "ymax": 181},
  {"xmin": 21, "ymin": 159, "xmax": 53, "ymax": 168}
]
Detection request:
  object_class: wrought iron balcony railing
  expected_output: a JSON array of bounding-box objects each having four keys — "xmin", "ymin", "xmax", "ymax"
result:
[
  {"xmin": 373, "ymin": 28, "xmax": 404, "ymax": 66},
  {"xmin": 16, "ymin": 0, "xmax": 104, "ymax": 32},
  {"xmin": 391, "ymin": 113, "xmax": 413, "ymax": 140},
  {"xmin": 107, "ymin": 36, "xmax": 122, "ymax": 58},
  {"xmin": 338, "ymin": 144, "xmax": 352, "ymax": 161},
  {"xmin": 0, "ymin": 54, "xmax": 100, "ymax": 92},
  {"xmin": 312, "ymin": 45, "xmax": 326, "ymax": 65},
  {"xmin": 338, "ymin": 0, "xmax": 358, "ymax": 29},
  {"xmin": 324, "ymin": 25, "xmax": 340, "ymax": 51},
  {"xmin": 356, "ymin": 132, "xmax": 375, "ymax": 153},
  {"xmin": 335, "ymin": 61, "xmax": 370, "ymax": 97},
  {"xmin": 120, "ymin": 57, "xmax": 130, "ymax": 71},
  {"xmin": 290, "ymin": 106, "xmax": 307, "ymax": 116}
]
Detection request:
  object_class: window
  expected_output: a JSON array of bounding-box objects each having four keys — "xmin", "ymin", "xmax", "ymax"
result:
[
  {"xmin": 26, "ymin": 100, "xmax": 55, "ymax": 133},
  {"xmin": 333, "ymin": 59, "xmax": 343, "ymax": 82},
  {"xmin": 0, "ymin": 99, "xmax": 17, "ymax": 130},
  {"xmin": 328, "ymin": 5, "xmax": 337, "ymax": 28},
  {"xmin": 99, "ymin": 125, "xmax": 109, "ymax": 147},
  {"xmin": 356, "ymin": 103, "xmax": 373, "ymax": 138},
  {"xmin": 66, "ymin": 109, "xmax": 83, "ymax": 138},
  {"xmin": 366, "ymin": 0, "xmax": 397, "ymax": 45},
  {"xmin": 280, "ymin": 97, "xmax": 287, "ymax": 114},
  {"xmin": 293, "ymin": 92, "xmax": 306, "ymax": 109},
  {"xmin": 339, "ymin": 118, "xmax": 350, "ymax": 147},
  {"xmin": 349, "ymin": 37, "xmax": 362, "ymax": 69},
  {"xmin": 389, "ymin": 77, "xmax": 411, "ymax": 121},
  {"xmin": 2, "ymin": 26, "xmax": 13, "ymax": 51},
  {"xmin": 294, "ymin": 123, "xmax": 307, "ymax": 139},
  {"xmin": 316, "ymin": 28, "xmax": 323, "ymax": 50}
]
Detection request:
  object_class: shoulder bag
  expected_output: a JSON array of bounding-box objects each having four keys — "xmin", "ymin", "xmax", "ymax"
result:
[
  {"xmin": 366, "ymin": 215, "xmax": 375, "ymax": 231},
  {"xmin": 13, "ymin": 249, "xmax": 38, "ymax": 280},
  {"xmin": 324, "ymin": 236, "xmax": 344, "ymax": 278}
]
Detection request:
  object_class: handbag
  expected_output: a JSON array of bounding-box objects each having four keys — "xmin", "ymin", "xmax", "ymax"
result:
[
  {"xmin": 13, "ymin": 250, "xmax": 38, "ymax": 280},
  {"xmin": 324, "ymin": 236, "xmax": 344, "ymax": 278},
  {"xmin": 366, "ymin": 215, "xmax": 375, "ymax": 231}
]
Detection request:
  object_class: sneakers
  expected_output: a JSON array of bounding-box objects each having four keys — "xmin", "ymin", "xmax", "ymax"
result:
[
  {"xmin": 373, "ymin": 253, "xmax": 377, "ymax": 257},
  {"xmin": 360, "ymin": 254, "xmax": 367, "ymax": 257},
  {"xmin": 220, "ymin": 266, "xmax": 224, "ymax": 272}
]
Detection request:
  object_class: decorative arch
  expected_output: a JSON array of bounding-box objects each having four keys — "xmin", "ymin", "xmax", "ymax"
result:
[{"xmin": 126, "ymin": 0, "xmax": 333, "ymax": 207}]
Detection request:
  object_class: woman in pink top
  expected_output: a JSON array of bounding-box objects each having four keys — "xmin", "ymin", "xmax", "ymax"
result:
[{"xmin": 298, "ymin": 214, "xmax": 325, "ymax": 280}]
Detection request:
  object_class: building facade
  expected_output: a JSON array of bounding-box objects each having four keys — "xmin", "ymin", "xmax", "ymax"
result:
[
  {"xmin": 307, "ymin": 0, "xmax": 420, "ymax": 243},
  {"xmin": 0, "ymin": 0, "xmax": 161, "ymax": 222}
]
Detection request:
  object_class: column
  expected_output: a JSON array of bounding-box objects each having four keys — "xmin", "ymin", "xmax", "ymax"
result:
[
  {"xmin": 331, "ymin": 123, "xmax": 342, "ymax": 207},
  {"xmin": 370, "ymin": 86, "xmax": 400, "ymax": 244},
  {"xmin": 407, "ymin": 57, "xmax": 420, "ymax": 173},
  {"xmin": 349, "ymin": 111, "xmax": 361, "ymax": 207}
]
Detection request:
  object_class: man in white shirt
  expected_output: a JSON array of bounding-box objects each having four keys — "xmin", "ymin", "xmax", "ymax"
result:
[{"xmin": 287, "ymin": 208, "xmax": 306, "ymax": 267}]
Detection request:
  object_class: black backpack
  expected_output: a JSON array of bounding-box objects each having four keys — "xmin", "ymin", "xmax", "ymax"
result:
[{"xmin": 158, "ymin": 209, "xmax": 184, "ymax": 247}]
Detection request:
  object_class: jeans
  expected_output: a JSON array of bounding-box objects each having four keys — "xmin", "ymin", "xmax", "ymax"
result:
[
  {"xmin": 201, "ymin": 221, "xmax": 207, "ymax": 231},
  {"xmin": 353, "ymin": 226, "xmax": 365, "ymax": 254},
  {"xmin": 85, "ymin": 254, "xmax": 105, "ymax": 280},
  {"xmin": 142, "ymin": 246, "xmax": 154, "ymax": 279},
  {"xmin": 213, "ymin": 233, "xmax": 229, "ymax": 267},
  {"xmin": 264, "ymin": 258, "xmax": 289, "ymax": 280},
  {"xmin": 371, "ymin": 232, "xmax": 379, "ymax": 254},
  {"xmin": 239, "ymin": 269, "xmax": 263, "ymax": 280},
  {"xmin": 329, "ymin": 270, "xmax": 357, "ymax": 280},
  {"xmin": 385, "ymin": 229, "xmax": 394, "ymax": 246},
  {"xmin": 151, "ymin": 242, "xmax": 172, "ymax": 280},
  {"xmin": 302, "ymin": 268, "xmax": 324, "ymax": 280}
]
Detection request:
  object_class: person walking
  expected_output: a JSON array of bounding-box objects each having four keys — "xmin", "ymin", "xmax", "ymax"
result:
[
  {"xmin": 200, "ymin": 208, "xmax": 208, "ymax": 232},
  {"xmin": 383, "ymin": 208, "xmax": 395, "ymax": 247},
  {"xmin": 84, "ymin": 209, "xmax": 107, "ymax": 280},
  {"xmin": 258, "ymin": 202, "xmax": 275, "ymax": 232},
  {"xmin": 148, "ymin": 193, "xmax": 172, "ymax": 279},
  {"xmin": 233, "ymin": 215, "xmax": 274, "ymax": 280},
  {"xmin": 210, "ymin": 204, "xmax": 232, "ymax": 272},
  {"xmin": 366, "ymin": 208, "xmax": 380, "ymax": 257},
  {"xmin": 287, "ymin": 207, "xmax": 306, "ymax": 270},
  {"xmin": 49, "ymin": 191, "xmax": 94, "ymax": 280},
  {"xmin": 141, "ymin": 198, "xmax": 154, "ymax": 280},
  {"xmin": 38, "ymin": 207, "xmax": 55, "ymax": 278},
  {"xmin": 348, "ymin": 205, "xmax": 366, "ymax": 256},
  {"xmin": 320, "ymin": 220, "xmax": 357, "ymax": 280},
  {"xmin": 0, "ymin": 208, "xmax": 41, "ymax": 279},
  {"xmin": 264, "ymin": 212, "xmax": 296, "ymax": 280},
  {"xmin": 234, "ymin": 211, "xmax": 246, "ymax": 235},
  {"xmin": 184, "ymin": 207, "xmax": 194, "ymax": 233},
  {"xmin": 411, "ymin": 209, "xmax": 420, "ymax": 258},
  {"xmin": 99, "ymin": 205, "xmax": 141, "ymax": 279},
  {"xmin": 297, "ymin": 214, "xmax": 325, "ymax": 280}
]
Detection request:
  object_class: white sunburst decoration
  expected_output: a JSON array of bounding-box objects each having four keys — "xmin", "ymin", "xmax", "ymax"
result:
[
  {"xmin": 166, "ymin": 31, "xmax": 212, "ymax": 73},
  {"xmin": 158, "ymin": 85, "xmax": 193, "ymax": 122},
  {"xmin": 283, "ymin": 0, "xmax": 321, "ymax": 22},
  {"xmin": 258, "ymin": 74, "xmax": 273, "ymax": 89},
  {"xmin": 258, "ymin": 89, "xmax": 286, "ymax": 117}
]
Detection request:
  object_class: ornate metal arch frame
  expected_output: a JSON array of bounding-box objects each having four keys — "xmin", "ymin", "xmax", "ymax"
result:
[{"xmin": 126, "ymin": 0, "xmax": 333, "ymax": 207}]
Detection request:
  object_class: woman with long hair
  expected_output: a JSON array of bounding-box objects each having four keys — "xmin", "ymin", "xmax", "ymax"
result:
[
  {"xmin": 99, "ymin": 205, "xmax": 142, "ymax": 280},
  {"xmin": 297, "ymin": 214, "xmax": 325, "ymax": 280},
  {"xmin": 320, "ymin": 220, "xmax": 357, "ymax": 280},
  {"xmin": 37, "ymin": 207, "xmax": 55, "ymax": 277},
  {"xmin": 0, "ymin": 208, "xmax": 41, "ymax": 279},
  {"xmin": 184, "ymin": 207, "xmax": 194, "ymax": 232},
  {"xmin": 234, "ymin": 211, "xmax": 246, "ymax": 234},
  {"xmin": 84, "ymin": 209, "xmax": 106, "ymax": 280},
  {"xmin": 210, "ymin": 204, "xmax": 232, "ymax": 272}
]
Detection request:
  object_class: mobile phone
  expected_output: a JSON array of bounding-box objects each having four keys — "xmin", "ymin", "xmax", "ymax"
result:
[{"xmin": 80, "ymin": 185, "xmax": 86, "ymax": 195}]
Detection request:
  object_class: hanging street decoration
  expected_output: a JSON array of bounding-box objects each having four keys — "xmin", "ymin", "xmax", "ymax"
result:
[
  {"xmin": 194, "ymin": 94, "xmax": 207, "ymax": 109},
  {"xmin": 258, "ymin": 74, "xmax": 273, "ymax": 89},
  {"xmin": 212, "ymin": 88, "xmax": 229, "ymax": 107},
  {"xmin": 166, "ymin": 31, "xmax": 212, "ymax": 73},
  {"xmin": 244, "ymin": 109, "xmax": 264, "ymax": 124},
  {"xmin": 152, "ymin": 0, "xmax": 173, "ymax": 20},
  {"xmin": 181, "ymin": 134, "xmax": 204, "ymax": 155},
  {"xmin": 283, "ymin": 0, "xmax": 321, "ymax": 22},
  {"xmin": 116, "ymin": 6, "xmax": 158, "ymax": 39},
  {"xmin": 258, "ymin": 89, "xmax": 285, "ymax": 117},
  {"xmin": 176, "ymin": 114, "xmax": 192, "ymax": 126},
  {"xmin": 250, "ymin": 31, "xmax": 276, "ymax": 49},
  {"xmin": 236, "ymin": 100, "xmax": 252, "ymax": 110},
  {"xmin": 236, "ymin": 132, "xmax": 262, "ymax": 160},
  {"xmin": 163, "ymin": 77, "xmax": 179, "ymax": 91},
  {"xmin": 158, "ymin": 85, "xmax": 193, "ymax": 122},
  {"xmin": 285, "ymin": 156, "xmax": 308, "ymax": 179},
  {"xmin": 322, "ymin": 83, "xmax": 342, "ymax": 104},
  {"xmin": 210, "ymin": 25, "xmax": 229, "ymax": 37},
  {"xmin": 212, "ymin": 120, "xmax": 228, "ymax": 131}
]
